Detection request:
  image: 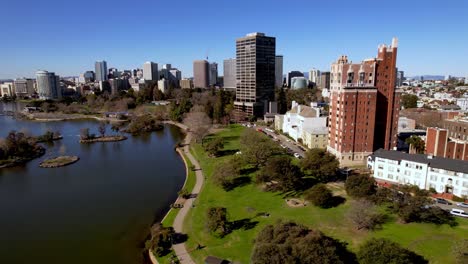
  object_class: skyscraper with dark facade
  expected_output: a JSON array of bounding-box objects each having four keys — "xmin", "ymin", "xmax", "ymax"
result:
[
  {"xmin": 95, "ymin": 61, "xmax": 108, "ymax": 82},
  {"xmin": 193, "ymin": 60, "xmax": 209, "ymax": 88},
  {"xmin": 327, "ymin": 38, "xmax": 400, "ymax": 166},
  {"xmin": 234, "ymin": 32, "xmax": 276, "ymax": 118},
  {"xmin": 209, "ymin": 62, "xmax": 218, "ymax": 86}
]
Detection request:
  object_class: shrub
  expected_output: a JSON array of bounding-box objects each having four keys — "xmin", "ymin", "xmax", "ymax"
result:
[
  {"xmin": 357, "ymin": 238, "xmax": 428, "ymax": 264},
  {"xmin": 304, "ymin": 184, "xmax": 334, "ymax": 208},
  {"xmin": 345, "ymin": 174, "xmax": 376, "ymax": 198},
  {"xmin": 206, "ymin": 207, "xmax": 229, "ymax": 237}
]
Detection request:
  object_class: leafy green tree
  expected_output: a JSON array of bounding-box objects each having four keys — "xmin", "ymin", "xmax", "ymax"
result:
[
  {"xmin": 240, "ymin": 129, "xmax": 281, "ymax": 168},
  {"xmin": 401, "ymin": 94, "xmax": 418, "ymax": 109},
  {"xmin": 300, "ymin": 149, "xmax": 339, "ymax": 182},
  {"xmin": 145, "ymin": 224, "xmax": 175, "ymax": 257},
  {"xmin": 394, "ymin": 195, "xmax": 457, "ymax": 226},
  {"xmin": 304, "ymin": 184, "xmax": 334, "ymax": 208},
  {"xmin": 405, "ymin": 135, "xmax": 425, "ymax": 154},
  {"xmin": 212, "ymin": 157, "xmax": 243, "ymax": 191},
  {"xmin": 206, "ymin": 207, "xmax": 229, "ymax": 237},
  {"xmin": 257, "ymin": 156, "xmax": 303, "ymax": 191},
  {"xmin": 204, "ymin": 137, "xmax": 224, "ymax": 157},
  {"xmin": 252, "ymin": 222, "xmax": 355, "ymax": 264},
  {"xmin": 276, "ymin": 87, "xmax": 288, "ymax": 114},
  {"xmin": 345, "ymin": 174, "xmax": 377, "ymax": 198},
  {"xmin": 357, "ymin": 238, "xmax": 427, "ymax": 264}
]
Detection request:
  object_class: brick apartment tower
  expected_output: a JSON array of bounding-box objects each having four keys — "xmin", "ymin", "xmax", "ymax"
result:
[
  {"xmin": 327, "ymin": 38, "xmax": 401, "ymax": 166},
  {"xmin": 234, "ymin": 32, "xmax": 276, "ymax": 119}
]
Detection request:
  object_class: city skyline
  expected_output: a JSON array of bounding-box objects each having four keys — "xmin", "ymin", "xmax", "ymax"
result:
[{"xmin": 1, "ymin": 0, "xmax": 468, "ymax": 79}]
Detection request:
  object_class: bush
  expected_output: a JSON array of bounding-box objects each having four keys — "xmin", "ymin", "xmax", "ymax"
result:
[
  {"xmin": 145, "ymin": 224, "xmax": 175, "ymax": 257},
  {"xmin": 300, "ymin": 149, "xmax": 339, "ymax": 182},
  {"xmin": 357, "ymin": 238, "xmax": 428, "ymax": 264},
  {"xmin": 252, "ymin": 221, "xmax": 355, "ymax": 264},
  {"xmin": 394, "ymin": 196, "xmax": 457, "ymax": 226},
  {"xmin": 206, "ymin": 207, "xmax": 229, "ymax": 237},
  {"xmin": 345, "ymin": 174, "xmax": 376, "ymax": 198},
  {"xmin": 347, "ymin": 199, "xmax": 385, "ymax": 230},
  {"xmin": 304, "ymin": 184, "xmax": 333, "ymax": 208},
  {"xmin": 178, "ymin": 188, "xmax": 190, "ymax": 199},
  {"xmin": 204, "ymin": 137, "xmax": 224, "ymax": 157}
]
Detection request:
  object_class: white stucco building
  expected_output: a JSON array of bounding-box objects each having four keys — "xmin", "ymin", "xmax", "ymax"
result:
[{"xmin": 368, "ymin": 149, "xmax": 468, "ymax": 197}]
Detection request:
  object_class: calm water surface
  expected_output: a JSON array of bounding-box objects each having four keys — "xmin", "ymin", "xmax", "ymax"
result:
[{"xmin": 0, "ymin": 103, "xmax": 186, "ymax": 264}]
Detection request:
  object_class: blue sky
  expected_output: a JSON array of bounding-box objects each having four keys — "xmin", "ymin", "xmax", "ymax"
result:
[{"xmin": 1, "ymin": 0, "xmax": 467, "ymax": 79}]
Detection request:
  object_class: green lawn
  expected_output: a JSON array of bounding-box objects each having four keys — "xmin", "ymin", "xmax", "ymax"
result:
[{"xmin": 182, "ymin": 124, "xmax": 468, "ymax": 264}]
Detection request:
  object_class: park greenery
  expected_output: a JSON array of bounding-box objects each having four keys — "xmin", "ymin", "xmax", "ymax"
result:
[
  {"xmin": 0, "ymin": 131, "xmax": 45, "ymax": 166},
  {"xmin": 178, "ymin": 124, "xmax": 467, "ymax": 264},
  {"xmin": 401, "ymin": 94, "xmax": 419, "ymax": 109},
  {"xmin": 357, "ymin": 238, "xmax": 427, "ymax": 264},
  {"xmin": 145, "ymin": 224, "xmax": 175, "ymax": 257},
  {"xmin": 405, "ymin": 135, "xmax": 425, "ymax": 154},
  {"xmin": 304, "ymin": 184, "xmax": 334, "ymax": 208}
]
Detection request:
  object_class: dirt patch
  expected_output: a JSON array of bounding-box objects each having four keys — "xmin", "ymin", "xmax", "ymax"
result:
[{"xmin": 286, "ymin": 198, "xmax": 308, "ymax": 207}]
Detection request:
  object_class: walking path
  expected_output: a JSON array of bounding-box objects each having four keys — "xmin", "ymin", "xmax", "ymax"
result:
[{"xmin": 164, "ymin": 121, "xmax": 204, "ymax": 264}]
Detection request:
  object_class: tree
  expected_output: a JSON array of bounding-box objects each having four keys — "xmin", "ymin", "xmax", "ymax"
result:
[
  {"xmin": 347, "ymin": 199, "xmax": 385, "ymax": 230},
  {"xmin": 345, "ymin": 175, "xmax": 376, "ymax": 198},
  {"xmin": 300, "ymin": 149, "xmax": 339, "ymax": 182},
  {"xmin": 406, "ymin": 135, "xmax": 425, "ymax": 154},
  {"xmin": 145, "ymin": 224, "xmax": 175, "ymax": 257},
  {"xmin": 357, "ymin": 238, "xmax": 428, "ymax": 264},
  {"xmin": 240, "ymin": 129, "xmax": 281, "ymax": 168},
  {"xmin": 80, "ymin": 128, "xmax": 90, "ymax": 140},
  {"xmin": 394, "ymin": 195, "xmax": 457, "ymax": 226},
  {"xmin": 276, "ymin": 87, "xmax": 288, "ymax": 114},
  {"xmin": 304, "ymin": 184, "xmax": 334, "ymax": 208},
  {"xmin": 401, "ymin": 94, "xmax": 418, "ymax": 109},
  {"xmin": 204, "ymin": 137, "xmax": 224, "ymax": 157},
  {"xmin": 257, "ymin": 156, "xmax": 303, "ymax": 191},
  {"xmin": 452, "ymin": 239, "xmax": 468, "ymax": 264},
  {"xmin": 212, "ymin": 157, "xmax": 243, "ymax": 191},
  {"xmin": 206, "ymin": 207, "xmax": 229, "ymax": 237},
  {"xmin": 98, "ymin": 122, "xmax": 106, "ymax": 137},
  {"xmin": 252, "ymin": 221, "xmax": 355, "ymax": 264},
  {"xmin": 183, "ymin": 106, "xmax": 212, "ymax": 144}
]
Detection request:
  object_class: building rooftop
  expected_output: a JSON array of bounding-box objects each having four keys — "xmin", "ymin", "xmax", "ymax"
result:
[{"xmin": 372, "ymin": 149, "xmax": 468, "ymax": 174}]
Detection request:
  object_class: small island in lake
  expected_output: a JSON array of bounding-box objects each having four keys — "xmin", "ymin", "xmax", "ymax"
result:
[
  {"xmin": 79, "ymin": 124, "xmax": 128, "ymax": 143},
  {"xmin": 39, "ymin": 156, "xmax": 79, "ymax": 168},
  {"xmin": 0, "ymin": 131, "xmax": 46, "ymax": 168}
]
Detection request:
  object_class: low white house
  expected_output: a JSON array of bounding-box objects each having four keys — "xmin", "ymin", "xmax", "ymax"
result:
[
  {"xmin": 368, "ymin": 149, "xmax": 468, "ymax": 197},
  {"xmin": 281, "ymin": 101, "xmax": 327, "ymax": 143}
]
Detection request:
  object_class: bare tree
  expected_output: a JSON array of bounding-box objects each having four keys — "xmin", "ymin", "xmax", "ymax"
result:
[
  {"xmin": 183, "ymin": 105, "xmax": 212, "ymax": 144},
  {"xmin": 98, "ymin": 123, "xmax": 106, "ymax": 137},
  {"xmin": 347, "ymin": 199, "xmax": 384, "ymax": 230}
]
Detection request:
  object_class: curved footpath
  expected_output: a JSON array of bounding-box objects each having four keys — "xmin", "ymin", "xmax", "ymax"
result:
[{"xmin": 155, "ymin": 121, "xmax": 204, "ymax": 264}]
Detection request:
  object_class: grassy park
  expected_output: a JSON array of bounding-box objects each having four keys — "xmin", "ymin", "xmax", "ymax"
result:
[{"xmin": 181, "ymin": 124, "xmax": 468, "ymax": 264}]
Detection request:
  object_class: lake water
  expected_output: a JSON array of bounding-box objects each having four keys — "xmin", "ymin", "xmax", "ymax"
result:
[{"xmin": 0, "ymin": 103, "xmax": 186, "ymax": 264}]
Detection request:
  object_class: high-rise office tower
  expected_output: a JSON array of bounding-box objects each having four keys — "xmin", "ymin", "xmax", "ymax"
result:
[
  {"xmin": 309, "ymin": 68, "xmax": 321, "ymax": 86},
  {"xmin": 319, "ymin": 72, "xmax": 331, "ymax": 90},
  {"xmin": 396, "ymin": 70, "xmax": 405, "ymax": 87},
  {"xmin": 327, "ymin": 38, "xmax": 400, "ymax": 166},
  {"xmin": 36, "ymin": 70, "xmax": 61, "ymax": 100},
  {"xmin": 223, "ymin": 58, "xmax": 236, "ymax": 90},
  {"xmin": 169, "ymin": 69, "xmax": 182, "ymax": 87},
  {"xmin": 13, "ymin": 78, "xmax": 34, "ymax": 97},
  {"xmin": 95, "ymin": 61, "xmax": 108, "ymax": 82},
  {"xmin": 234, "ymin": 32, "xmax": 276, "ymax": 118},
  {"xmin": 143, "ymin": 62, "xmax": 159, "ymax": 81},
  {"xmin": 209, "ymin": 62, "xmax": 218, "ymax": 86},
  {"xmin": 275, "ymin": 55, "xmax": 283, "ymax": 88},
  {"xmin": 193, "ymin": 60, "xmax": 209, "ymax": 88}
]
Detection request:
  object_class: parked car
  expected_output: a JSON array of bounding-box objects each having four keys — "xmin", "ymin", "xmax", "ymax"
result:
[
  {"xmin": 434, "ymin": 198, "xmax": 452, "ymax": 205},
  {"xmin": 450, "ymin": 208, "xmax": 468, "ymax": 218},
  {"xmin": 456, "ymin": 202, "xmax": 468, "ymax": 208},
  {"xmin": 293, "ymin": 153, "xmax": 301, "ymax": 159}
]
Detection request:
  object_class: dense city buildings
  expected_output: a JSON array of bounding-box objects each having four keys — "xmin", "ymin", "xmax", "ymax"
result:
[
  {"xmin": 234, "ymin": 32, "xmax": 276, "ymax": 118},
  {"xmin": 286, "ymin": 71, "xmax": 304, "ymax": 88},
  {"xmin": 158, "ymin": 79, "xmax": 169, "ymax": 93},
  {"xmin": 180, "ymin": 79, "xmax": 193, "ymax": 89},
  {"xmin": 275, "ymin": 55, "xmax": 283, "ymax": 88},
  {"xmin": 0, "ymin": 82, "xmax": 14, "ymax": 97},
  {"xmin": 209, "ymin": 62, "xmax": 218, "ymax": 86},
  {"xmin": 193, "ymin": 60, "xmax": 209, "ymax": 89},
  {"xmin": 169, "ymin": 69, "xmax": 182, "ymax": 87},
  {"xmin": 143, "ymin": 62, "xmax": 159, "ymax": 81},
  {"xmin": 223, "ymin": 58, "xmax": 236, "ymax": 90},
  {"xmin": 36, "ymin": 70, "xmax": 61, "ymax": 100},
  {"xmin": 95, "ymin": 61, "xmax": 108, "ymax": 82},
  {"xmin": 13, "ymin": 78, "xmax": 34, "ymax": 98},
  {"xmin": 328, "ymin": 38, "xmax": 400, "ymax": 166}
]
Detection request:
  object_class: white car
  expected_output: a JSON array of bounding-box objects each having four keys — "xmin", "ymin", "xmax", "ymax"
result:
[
  {"xmin": 457, "ymin": 202, "xmax": 468, "ymax": 208},
  {"xmin": 294, "ymin": 153, "xmax": 301, "ymax": 158},
  {"xmin": 450, "ymin": 208, "xmax": 468, "ymax": 218}
]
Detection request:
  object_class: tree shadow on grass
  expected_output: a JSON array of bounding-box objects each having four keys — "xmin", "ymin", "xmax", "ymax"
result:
[
  {"xmin": 217, "ymin": 149, "xmax": 238, "ymax": 156},
  {"xmin": 328, "ymin": 196, "xmax": 346, "ymax": 208},
  {"xmin": 225, "ymin": 176, "xmax": 252, "ymax": 191},
  {"xmin": 229, "ymin": 218, "xmax": 259, "ymax": 231}
]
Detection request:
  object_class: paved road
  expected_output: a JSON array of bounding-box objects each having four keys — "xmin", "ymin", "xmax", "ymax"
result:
[{"xmin": 253, "ymin": 125, "xmax": 306, "ymax": 158}]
